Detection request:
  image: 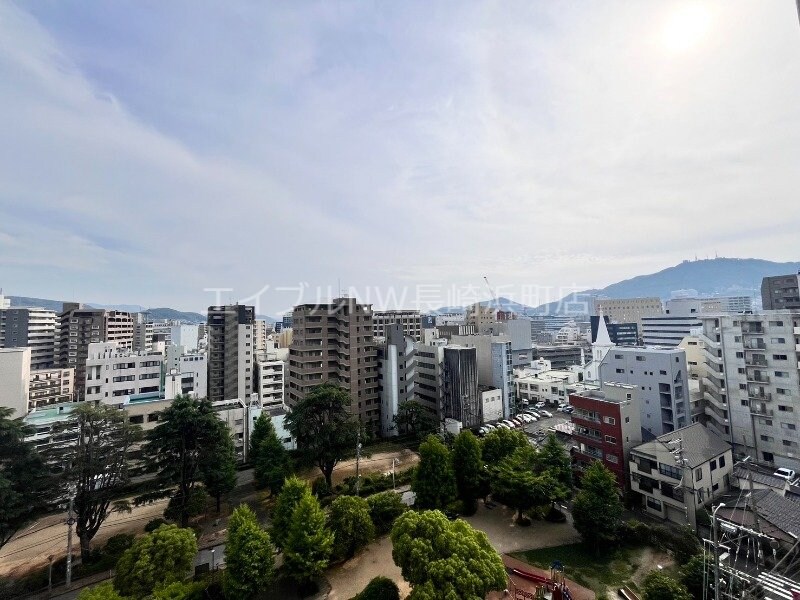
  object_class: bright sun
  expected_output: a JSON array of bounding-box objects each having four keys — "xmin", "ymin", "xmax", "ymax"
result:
[{"xmin": 661, "ymin": 3, "xmax": 712, "ymax": 54}]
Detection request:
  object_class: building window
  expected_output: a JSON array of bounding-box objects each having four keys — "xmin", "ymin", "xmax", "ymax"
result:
[
  {"xmin": 605, "ymin": 435, "xmax": 617, "ymax": 444},
  {"xmin": 603, "ymin": 416, "xmax": 616, "ymax": 425},
  {"xmin": 646, "ymin": 497, "xmax": 662, "ymax": 511},
  {"xmin": 719, "ymin": 456, "xmax": 725, "ymax": 468},
  {"xmin": 695, "ymin": 469, "xmax": 703, "ymax": 482},
  {"xmin": 710, "ymin": 459, "xmax": 717, "ymax": 471},
  {"xmin": 606, "ymin": 454, "xmax": 619, "ymax": 464}
]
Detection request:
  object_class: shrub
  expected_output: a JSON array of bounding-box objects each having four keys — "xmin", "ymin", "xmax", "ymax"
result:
[
  {"xmin": 312, "ymin": 476, "xmax": 331, "ymax": 498},
  {"xmin": 367, "ymin": 491, "xmax": 407, "ymax": 535},
  {"xmin": 351, "ymin": 576, "xmax": 400, "ymax": 600},
  {"xmin": 145, "ymin": 518, "xmax": 169, "ymax": 533}
]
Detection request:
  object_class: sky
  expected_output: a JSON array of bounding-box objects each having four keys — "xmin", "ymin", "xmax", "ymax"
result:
[{"xmin": 1, "ymin": 1, "xmax": 799, "ymax": 316}]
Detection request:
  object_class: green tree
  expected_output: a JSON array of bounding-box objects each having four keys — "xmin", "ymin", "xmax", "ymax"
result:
[
  {"xmin": 224, "ymin": 504, "xmax": 275, "ymax": 600},
  {"xmin": 452, "ymin": 431, "xmax": 482, "ymax": 510},
  {"xmin": 391, "ymin": 510, "xmax": 506, "ymax": 600},
  {"xmin": 271, "ymin": 476, "xmax": 311, "ymax": 550},
  {"xmin": 535, "ymin": 433, "xmax": 573, "ymax": 489},
  {"xmin": 491, "ymin": 447, "xmax": 555, "ymax": 523},
  {"xmin": 200, "ymin": 419, "xmax": 237, "ymax": 513},
  {"xmin": 412, "ymin": 435, "xmax": 456, "ymax": 510},
  {"xmin": 642, "ymin": 571, "xmax": 692, "ymax": 600},
  {"xmin": 46, "ymin": 403, "xmax": 141, "ymax": 561},
  {"xmin": 353, "ymin": 576, "xmax": 401, "ymax": 600},
  {"xmin": 145, "ymin": 395, "xmax": 228, "ymax": 526},
  {"xmin": 329, "ymin": 495, "xmax": 375, "ymax": 560},
  {"xmin": 572, "ymin": 461, "xmax": 623, "ymax": 552},
  {"xmin": 283, "ymin": 494, "xmax": 334, "ymax": 589},
  {"xmin": 77, "ymin": 583, "xmax": 124, "ymax": 600},
  {"xmin": 114, "ymin": 524, "xmax": 197, "ymax": 598},
  {"xmin": 481, "ymin": 427, "xmax": 528, "ymax": 465},
  {"xmin": 0, "ymin": 407, "xmax": 52, "ymax": 549},
  {"xmin": 152, "ymin": 581, "xmax": 206, "ymax": 600},
  {"xmin": 680, "ymin": 553, "xmax": 709, "ymax": 600},
  {"xmin": 367, "ymin": 491, "xmax": 407, "ymax": 535},
  {"xmin": 249, "ymin": 413, "xmax": 291, "ymax": 493},
  {"xmin": 284, "ymin": 384, "xmax": 359, "ymax": 489},
  {"xmin": 393, "ymin": 400, "xmax": 436, "ymax": 438}
]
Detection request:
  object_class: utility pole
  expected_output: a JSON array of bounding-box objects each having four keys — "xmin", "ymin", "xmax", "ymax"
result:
[
  {"xmin": 65, "ymin": 483, "xmax": 77, "ymax": 588},
  {"xmin": 355, "ymin": 429, "xmax": 362, "ymax": 496},
  {"xmin": 712, "ymin": 503, "xmax": 726, "ymax": 600}
]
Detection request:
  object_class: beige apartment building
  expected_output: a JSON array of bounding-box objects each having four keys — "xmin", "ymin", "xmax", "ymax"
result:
[
  {"xmin": 594, "ymin": 297, "xmax": 663, "ymax": 330},
  {"xmin": 287, "ymin": 298, "xmax": 380, "ymax": 432}
]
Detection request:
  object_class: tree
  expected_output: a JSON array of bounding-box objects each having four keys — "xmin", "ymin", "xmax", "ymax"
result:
[
  {"xmin": 572, "ymin": 461, "xmax": 623, "ymax": 552},
  {"xmin": 412, "ymin": 435, "xmax": 456, "ymax": 510},
  {"xmin": 145, "ymin": 395, "xmax": 228, "ymax": 526},
  {"xmin": 642, "ymin": 571, "xmax": 692, "ymax": 600},
  {"xmin": 393, "ymin": 399, "xmax": 436, "ymax": 438},
  {"xmin": 284, "ymin": 384, "xmax": 359, "ymax": 489},
  {"xmin": 249, "ymin": 413, "xmax": 291, "ymax": 493},
  {"xmin": 46, "ymin": 403, "xmax": 140, "ymax": 561},
  {"xmin": 224, "ymin": 504, "xmax": 275, "ymax": 600},
  {"xmin": 481, "ymin": 427, "xmax": 528, "ymax": 465},
  {"xmin": 329, "ymin": 495, "xmax": 375, "ymax": 560},
  {"xmin": 0, "ymin": 407, "xmax": 52, "ymax": 549},
  {"xmin": 535, "ymin": 433, "xmax": 573, "ymax": 490},
  {"xmin": 353, "ymin": 576, "xmax": 401, "ymax": 600},
  {"xmin": 152, "ymin": 581, "xmax": 207, "ymax": 600},
  {"xmin": 680, "ymin": 553, "xmax": 709, "ymax": 600},
  {"xmin": 200, "ymin": 419, "xmax": 237, "ymax": 512},
  {"xmin": 491, "ymin": 447, "xmax": 555, "ymax": 523},
  {"xmin": 77, "ymin": 583, "xmax": 124, "ymax": 600},
  {"xmin": 283, "ymin": 494, "xmax": 334, "ymax": 589},
  {"xmin": 367, "ymin": 491, "xmax": 407, "ymax": 535},
  {"xmin": 391, "ymin": 510, "xmax": 506, "ymax": 600},
  {"xmin": 271, "ymin": 476, "xmax": 311, "ymax": 550},
  {"xmin": 114, "ymin": 524, "xmax": 197, "ymax": 598},
  {"xmin": 452, "ymin": 431, "xmax": 482, "ymax": 510}
]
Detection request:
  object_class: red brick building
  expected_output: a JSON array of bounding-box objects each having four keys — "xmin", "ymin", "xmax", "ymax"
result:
[{"xmin": 570, "ymin": 383, "xmax": 642, "ymax": 488}]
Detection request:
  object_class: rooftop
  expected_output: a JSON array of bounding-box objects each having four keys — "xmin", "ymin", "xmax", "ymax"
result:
[{"xmin": 632, "ymin": 423, "xmax": 731, "ymax": 468}]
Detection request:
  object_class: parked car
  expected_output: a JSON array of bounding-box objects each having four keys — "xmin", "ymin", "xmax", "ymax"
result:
[
  {"xmin": 520, "ymin": 414, "xmax": 533, "ymax": 423},
  {"xmin": 535, "ymin": 402, "xmax": 546, "ymax": 409},
  {"xmin": 774, "ymin": 468, "xmax": 796, "ymax": 481},
  {"xmin": 478, "ymin": 427, "xmax": 488, "ymax": 435},
  {"xmin": 527, "ymin": 410, "xmax": 541, "ymax": 418},
  {"xmin": 503, "ymin": 420, "xmax": 517, "ymax": 428},
  {"xmin": 496, "ymin": 423, "xmax": 510, "ymax": 430},
  {"xmin": 562, "ymin": 406, "xmax": 574, "ymax": 414},
  {"xmin": 540, "ymin": 410, "xmax": 553, "ymax": 418}
]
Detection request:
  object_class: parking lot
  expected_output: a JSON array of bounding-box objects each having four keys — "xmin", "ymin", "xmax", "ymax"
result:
[{"xmin": 480, "ymin": 404, "xmax": 575, "ymax": 450}]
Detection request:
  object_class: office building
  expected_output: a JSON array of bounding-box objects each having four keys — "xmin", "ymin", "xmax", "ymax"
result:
[
  {"xmin": 532, "ymin": 345, "xmax": 584, "ymax": 369},
  {"xmin": 515, "ymin": 369, "xmax": 584, "ymax": 407},
  {"xmin": 629, "ymin": 423, "xmax": 732, "ymax": 527},
  {"xmin": 450, "ymin": 333, "xmax": 513, "ymax": 418},
  {"xmin": 170, "ymin": 324, "xmax": 199, "ymax": 351},
  {"xmin": 207, "ymin": 305, "xmax": 255, "ymax": 403},
  {"xmin": 281, "ymin": 314, "xmax": 293, "ymax": 330},
  {"xmin": 465, "ymin": 305, "xmax": 497, "ymax": 330},
  {"xmin": 720, "ymin": 296, "xmax": 753, "ymax": 313},
  {"xmin": 641, "ymin": 315, "xmax": 702, "ymax": 347},
  {"xmin": 287, "ymin": 298, "xmax": 380, "ymax": 431},
  {"xmin": 84, "ymin": 342, "xmax": 164, "ymax": 405},
  {"xmin": 132, "ymin": 313, "xmax": 153, "ymax": 354},
  {"xmin": 590, "ymin": 316, "xmax": 638, "ymax": 346},
  {"xmin": 570, "ymin": 382, "xmax": 642, "ymax": 488},
  {"xmin": 0, "ymin": 307, "xmax": 57, "ymax": 369},
  {"xmin": 163, "ymin": 352, "xmax": 207, "ymax": 400},
  {"xmin": 377, "ymin": 324, "xmax": 416, "ymax": 436},
  {"xmin": 0, "ymin": 347, "xmax": 31, "ymax": 417},
  {"xmin": 483, "ymin": 319, "xmax": 534, "ymax": 368},
  {"xmin": 762, "ymin": 274, "xmax": 800, "ymax": 311},
  {"xmin": 373, "ymin": 310, "xmax": 422, "ymax": 342},
  {"xmin": 480, "ymin": 386, "xmax": 503, "ymax": 423},
  {"xmin": 29, "ymin": 367, "xmax": 74, "ymax": 410},
  {"xmin": 414, "ymin": 336, "xmax": 447, "ymax": 420},
  {"xmin": 151, "ymin": 321, "xmax": 173, "ymax": 345},
  {"xmin": 441, "ymin": 345, "xmax": 480, "ymax": 428},
  {"xmin": 58, "ymin": 304, "xmax": 134, "ymax": 400},
  {"xmin": 698, "ymin": 312, "xmax": 800, "ymax": 470},
  {"xmin": 594, "ymin": 297, "xmax": 663, "ymax": 330}
]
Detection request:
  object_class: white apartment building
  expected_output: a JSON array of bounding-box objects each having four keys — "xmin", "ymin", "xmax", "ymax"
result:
[
  {"xmin": 641, "ymin": 315, "xmax": 703, "ymax": 347},
  {"xmin": 414, "ymin": 336, "xmax": 446, "ymax": 420},
  {"xmin": 480, "ymin": 386, "xmax": 503, "ymax": 423},
  {"xmin": 170, "ymin": 324, "xmax": 200, "ymax": 351},
  {"xmin": 0, "ymin": 293, "xmax": 9, "ymax": 309},
  {"xmin": 434, "ymin": 313, "xmax": 465, "ymax": 327},
  {"xmin": 0, "ymin": 307, "xmax": 57, "ymax": 369},
  {"xmin": 378, "ymin": 324, "xmax": 416, "ymax": 437},
  {"xmin": 164, "ymin": 352, "xmax": 207, "ymax": 400},
  {"xmin": 699, "ymin": 311, "xmax": 800, "ymax": 471},
  {"xmin": 151, "ymin": 321, "xmax": 173, "ymax": 344},
  {"xmin": 514, "ymin": 369, "xmax": 585, "ymax": 407},
  {"xmin": 373, "ymin": 310, "xmax": 422, "ymax": 342},
  {"xmin": 29, "ymin": 367, "xmax": 74, "ymax": 410},
  {"xmin": 84, "ymin": 342, "xmax": 164, "ymax": 405},
  {"xmin": 255, "ymin": 356, "xmax": 284, "ymax": 410},
  {"xmin": 0, "ymin": 347, "xmax": 31, "ymax": 417}
]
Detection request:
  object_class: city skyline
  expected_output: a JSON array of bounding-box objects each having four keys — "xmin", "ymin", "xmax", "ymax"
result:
[{"xmin": 1, "ymin": 1, "xmax": 799, "ymax": 315}]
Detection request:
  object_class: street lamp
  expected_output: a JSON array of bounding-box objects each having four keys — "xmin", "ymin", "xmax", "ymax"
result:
[{"xmin": 391, "ymin": 458, "xmax": 399, "ymax": 490}]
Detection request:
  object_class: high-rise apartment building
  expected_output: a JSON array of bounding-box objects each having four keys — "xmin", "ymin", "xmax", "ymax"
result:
[
  {"xmin": 287, "ymin": 298, "xmax": 380, "ymax": 430},
  {"xmin": 441, "ymin": 345, "xmax": 480, "ymax": 429},
  {"xmin": 378, "ymin": 324, "xmax": 416, "ymax": 436},
  {"xmin": 762, "ymin": 273, "xmax": 800, "ymax": 310},
  {"xmin": 0, "ymin": 307, "xmax": 57, "ymax": 369},
  {"xmin": 132, "ymin": 313, "xmax": 153, "ymax": 353},
  {"xmin": 207, "ymin": 305, "xmax": 255, "ymax": 403},
  {"xmin": 594, "ymin": 297, "xmax": 663, "ymax": 330},
  {"xmin": 373, "ymin": 310, "xmax": 422, "ymax": 342},
  {"xmin": 414, "ymin": 334, "xmax": 446, "ymax": 420},
  {"xmin": 254, "ymin": 320, "xmax": 270, "ymax": 352},
  {"xmin": 255, "ymin": 355, "xmax": 284, "ymax": 410},
  {"xmin": 698, "ymin": 311, "xmax": 800, "ymax": 470},
  {"xmin": 57, "ymin": 304, "xmax": 134, "ymax": 400},
  {"xmin": 170, "ymin": 324, "xmax": 200, "ymax": 350}
]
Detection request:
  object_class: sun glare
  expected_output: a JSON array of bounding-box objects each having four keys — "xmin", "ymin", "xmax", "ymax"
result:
[{"xmin": 661, "ymin": 3, "xmax": 712, "ymax": 55}]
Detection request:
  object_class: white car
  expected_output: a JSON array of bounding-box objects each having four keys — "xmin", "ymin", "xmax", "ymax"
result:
[
  {"xmin": 496, "ymin": 423, "xmax": 510, "ymax": 430},
  {"xmin": 503, "ymin": 420, "xmax": 517, "ymax": 428},
  {"xmin": 535, "ymin": 402, "xmax": 546, "ymax": 409},
  {"xmin": 540, "ymin": 410, "xmax": 553, "ymax": 418},
  {"xmin": 520, "ymin": 415, "xmax": 533, "ymax": 423},
  {"xmin": 527, "ymin": 410, "xmax": 541, "ymax": 418},
  {"xmin": 774, "ymin": 468, "xmax": 796, "ymax": 481}
]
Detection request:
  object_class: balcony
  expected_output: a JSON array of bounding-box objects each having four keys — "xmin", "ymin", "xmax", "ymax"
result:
[
  {"xmin": 750, "ymin": 405, "xmax": 774, "ymax": 417},
  {"xmin": 748, "ymin": 391, "xmax": 772, "ymax": 402},
  {"xmin": 744, "ymin": 341, "xmax": 767, "ymax": 350},
  {"xmin": 746, "ymin": 373, "xmax": 770, "ymax": 384},
  {"xmin": 742, "ymin": 326, "xmax": 765, "ymax": 335},
  {"xmin": 744, "ymin": 356, "xmax": 768, "ymax": 368}
]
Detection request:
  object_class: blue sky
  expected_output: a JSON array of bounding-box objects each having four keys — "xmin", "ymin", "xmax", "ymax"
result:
[{"xmin": 1, "ymin": 1, "xmax": 799, "ymax": 315}]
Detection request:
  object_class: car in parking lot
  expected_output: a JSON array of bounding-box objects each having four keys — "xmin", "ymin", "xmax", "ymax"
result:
[
  {"xmin": 535, "ymin": 401, "xmax": 546, "ymax": 409},
  {"xmin": 526, "ymin": 410, "xmax": 541, "ymax": 418},
  {"xmin": 496, "ymin": 422, "xmax": 510, "ymax": 430},
  {"xmin": 561, "ymin": 406, "xmax": 574, "ymax": 414},
  {"xmin": 539, "ymin": 410, "xmax": 553, "ymax": 418},
  {"xmin": 774, "ymin": 468, "xmax": 797, "ymax": 481}
]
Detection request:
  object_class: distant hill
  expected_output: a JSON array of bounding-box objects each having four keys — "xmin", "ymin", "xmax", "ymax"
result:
[
  {"xmin": 7, "ymin": 296, "xmax": 206, "ymax": 323},
  {"xmin": 535, "ymin": 258, "xmax": 800, "ymax": 315}
]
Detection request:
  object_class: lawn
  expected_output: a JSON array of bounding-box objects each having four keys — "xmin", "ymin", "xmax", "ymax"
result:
[{"xmin": 511, "ymin": 542, "xmax": 677, "ymax": 596}]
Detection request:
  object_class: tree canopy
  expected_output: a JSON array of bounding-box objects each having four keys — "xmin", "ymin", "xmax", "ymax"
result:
[
  {"xmin": 643, "ymin": 571, "xmax": 692, "ymax": 600},
  {"xmin": 224, "ymin": 504, "xmax": 275, "ymax": 600},
  {"xmin": 391, "ymin": 510, "xmax": 506, "ymax": 600},
  {"xmin": 328, "ymin": 495, "xmax": 375, "ymax": 560},
  {"xmin": 367, "ymin": 491, "xmax": 407, "ymax": 535},
  {"xmin": 393, "ymin": 399, "xmax": 436, "ymax": 438},
  {"xmin": 271, "ymin": 475, "xmax": 311, "ymax": 550},
  {"xmin": 412, "ymin": 435, "xmax": 456, "ymax": 510},
  {"xmin": 284, "ymin": 384, "xmax": 359, "ymax": 488},
  {"xmin": 0, "ymin": 407, "xmax": 52, "ymax": 549},
  {"xmin": 353, "ymin": 576, "xmax": 401, "ymax": 600},
  {"xmin": 491, "ymin": 446, "xmax": 557, "ymax": 523},
  {"xmin": 283, "ymin": 493, "xmax": 334, "ymax": 588},
  {"xmin": 481, "ymin": 427, "xmax": 528, "ymax": 465},
  {"xmin": 199, "ymin": 418, "xmax": 237, "ymax": 513},
  {"xmin": 249, "ymin": 412, "xmax": 291, "ymax": 493},
  {"xmin": 114, "ymin": 524, "xmax": 197, "ymax": 598},
  {"xmin": 571, "ymin": 461, "xmax": 623, "ymax": 551},
  {"xmin": 452, "ymin": 430, "xmax": 482, "ymax": 510},
  {"xmin": 535, "ymin": 433, "xmax": 573, "ymax": 490}
]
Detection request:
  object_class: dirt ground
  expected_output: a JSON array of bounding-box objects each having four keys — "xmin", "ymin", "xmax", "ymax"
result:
[
  {"xmin": 299, "ymin": 448, "xmax": 420, "ymax": 487},
  {"xmin": 326, "ymin": 535, "xmax": 411, "ymax": 600},
  {"xmin": 616, "ymin": 546, "xmax": 675, "ymax": 597}
]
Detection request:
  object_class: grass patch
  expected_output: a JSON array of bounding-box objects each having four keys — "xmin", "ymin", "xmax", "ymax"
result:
[{"xmin": 511, "ymin": 543, "xmax": 646, "ymax": 595}]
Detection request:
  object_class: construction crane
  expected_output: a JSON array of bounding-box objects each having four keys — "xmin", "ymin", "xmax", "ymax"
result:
[{"xmin": 483, "ymin": 276, "xmax": 498, "ymax": 309}]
